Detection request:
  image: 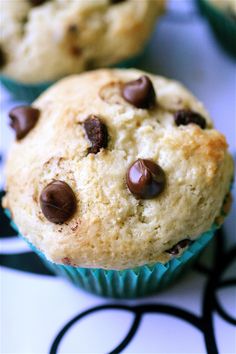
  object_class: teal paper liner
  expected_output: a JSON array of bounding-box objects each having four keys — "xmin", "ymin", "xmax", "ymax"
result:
[
  {"xmin": 5, "ymin": 208, "xmax": 216, "ymax": 298},
  {"xmin": 197, "ymin": 0, "xmax": 236, "ymax": 58},
  {"xmin": 0, "ymin": 75, "xmax": 53, "ymax": 102},
  {"xmin": 0, "ymin": 41, "xmax": 149, "ymax": 103}
]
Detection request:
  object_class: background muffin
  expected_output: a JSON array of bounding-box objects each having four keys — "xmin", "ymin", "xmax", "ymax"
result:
[
  {"xmin": 197, "ymin": 0, "xmax": 236, "ymax": 57},
  {"xmin": 0, "ymin": 0, "xmax": 165, "ymax": 100},
  {"xmin": 208, "ymin": 0, "xmax": 236, "ymax": 15},
  {"xmin": 3, "ymin": 69, "xmax": 234, "ymax": 297}
]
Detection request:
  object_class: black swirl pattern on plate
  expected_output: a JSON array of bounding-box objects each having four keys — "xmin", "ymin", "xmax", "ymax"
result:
[
  {"xmin": 0, "ymin": 191, "xmax": 235, "ymax": 354},
  {"xmin": 0, "ymin": 190, "xmax": 53, "ymax": 275},
  {"xmin": 0, "ymin": 190, "xmax": 16, "ymax": 237}
]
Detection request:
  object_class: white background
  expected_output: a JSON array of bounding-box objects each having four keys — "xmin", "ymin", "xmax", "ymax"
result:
[{"xmin": 0, "ymin": 1, "xmax": 236, "ymax": 353}]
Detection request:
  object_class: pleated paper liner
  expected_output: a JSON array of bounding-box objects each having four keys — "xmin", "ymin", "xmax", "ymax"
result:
[
  {"xmin": 197, "ymin": 0, "xmax": 236, "ymax": 58},
  {"xmin": 0, "ymin": 75, "xmax": 52, "ymax": 103},
  {"xmin": 4, "ymin": 208, "xmax": 216, "ymax": 298}
]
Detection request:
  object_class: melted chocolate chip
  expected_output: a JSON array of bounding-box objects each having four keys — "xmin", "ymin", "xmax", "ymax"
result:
[
  {"xmin": 126, "ymin": 159, "xmax": 166, "ymax": 199},
  {"xmin": 70, "ymin": 45, "xmax": 82, "ymax": 57},
  {"xmin": 9, "ymin": 106, "xmax": 40, "ymax": 140},
  {"xmin": 68, "ymin": 24, "xmax": 79, "ymax": 34},
  {"xmin": 174, "ymin": 110, "xmax": 206, "ymax": 129},
  {"xmin": 62, "ymin": 257, "xmax": 72, "ymax": 266},
  {"xmin": 29, "ymin": 0, "xmax": 48, "ymax": 6},
  {"xmin": 166, "ymin": 239, "xmax": 192, "ymax": 255},
  {"xmin": 40, "ymin": 181, "xmax": 77, "ymax": 224},
  {"xmin": 0, "ymin": 46, "xmax": 6, "ymax": 68},
  {"xmin": 84, "ymin": 115, "xmax": 108, "ymax": 154},
  {"xmin": 122, "ymin": 75, "xmax": 156, "ymax": 109}
]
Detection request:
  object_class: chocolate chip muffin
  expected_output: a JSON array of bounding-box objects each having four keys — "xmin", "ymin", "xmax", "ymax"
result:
[
  {"xmin": 3, "ymin": 69, "xmax": 234, "ymax": 275},
  {"xmin": 198, "ymin": 0, "xmax": 236, "ymax": 57},
  {"xmin": 208, "ymin": 0, "xmax": 236, "ymax": 17},
  {"xmin": 0, "ymin": 0, "xmax": 165, "ymax": 83}
]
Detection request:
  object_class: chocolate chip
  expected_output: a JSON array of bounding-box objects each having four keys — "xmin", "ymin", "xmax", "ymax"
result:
[
  {"xmin": 174, "ymin": 110, "xmax": 206, "ymax": 129},
  {"xmin": 29, "ymin": 0, "xmax": 48, "ymax": 6},
  {"xmin": 9, "ymin": 106, "xmax": 40, "ymax": 140},
  {"xmin": 40, "ymin": 181, "xmax": 77, "ymax": 224},
  {"xmin": 68, "ymin": 24, "xmax": 79, "ymax": 34},
  {"xmin": 126, "ymin": 159, "xmax": 166, "ymax": 199},
  {"xmin": 21, "ymin": 16, "xmax": 28, "ymax": 25},
  {"xmin": 85, "ymin": 59, "xmax": 96, "ymax": 71},
  {"xmin": 0, "ymin": 46, "xmax": 6, "ymax": 68},
  {"xmin": 70, "ymin": 45, "xmax": 82, "ymax": 57},
  {"xmin": 20, "ymin": 16, "xmax": 29, "ymax": 36},
  {"xmin": 110, "ymin": 0, "xmax": 126, "ymax": 3},
  {"xmin": 122, "ymin": 75, "xmax": 156, "ymax": 109},
  {"xmin": 166, "ymin": 239, "xmax": 192, "ymax": 255},
  {"xmin": 62, "ymin": 257, "xmax": 72, "ymax": 266},
  {"xmin": 84, "ymin": 115, "xmax": 108, "ymax": 154}
]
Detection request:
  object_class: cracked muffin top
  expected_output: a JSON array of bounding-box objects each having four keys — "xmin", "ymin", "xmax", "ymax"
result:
[
  {"xmin": 0, "ymin": 0, "xmax": 165, "ymax": 83},
  {"xmin": 3, "ymin": 69, "xmax": 234, "ymax": 270}
]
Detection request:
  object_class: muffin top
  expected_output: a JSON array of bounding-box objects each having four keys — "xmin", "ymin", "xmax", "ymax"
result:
[
  {"xmin": 208, "ymin": 0, "xmax": 236, "ymax": 16},
  {"xmin": 3, "ymin": 69, "xmax": 233, "ymax": 270},
  {"xmin": 0, "ymin": 0, "xmax": 165, "ymax": 83}
]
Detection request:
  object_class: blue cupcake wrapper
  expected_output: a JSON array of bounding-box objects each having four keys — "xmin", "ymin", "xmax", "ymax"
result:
[
  {"xmin": 4, "ymin": 208, "xmax": 216, "ymax": 298},
  {"xmin": 0, "ymin": 75, "xmax": 53, "ymax": 102}
]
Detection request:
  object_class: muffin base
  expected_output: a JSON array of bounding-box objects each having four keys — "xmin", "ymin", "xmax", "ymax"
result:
[
  {"xmin": 5, "ymin": 207, "xmax": 216, "ymax": 298},
  {"xmin": 197, "ymin": 0, "xmax": 236, "ymax": 58},
  {"xmin": 37, "ymin": 228, "xmax": 215, "ymax": 298}
]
